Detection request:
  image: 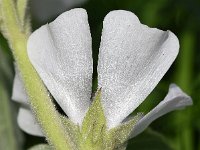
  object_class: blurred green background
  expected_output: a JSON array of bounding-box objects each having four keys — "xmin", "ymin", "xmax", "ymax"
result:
[{"xmin": 0, "ymin": 0, "xmax": 199, "ymax": 150}]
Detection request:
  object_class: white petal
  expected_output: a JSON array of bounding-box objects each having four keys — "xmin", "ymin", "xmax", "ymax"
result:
[
  {"xmin": 130, "ymin": 84, "xmax": 192, "ymax": 138},
  {"xmin": 27, "ymin": 8, "xmax": 93, "ymax": 124},
  {"xmin": 18, "ymin": 107, "xmax": 43, "ymax": 137},
  {"xmin": 31, "ymin": 0, "xmax": 87, "ymax": 23},
  {"xmin": 97, "ymin": 10, "xmax": 179, "ymax": 128},
  {"xmin": 12, "ymin": 68, "xmax": 43, "ymax": 136},
  {"xmin": 12, "ymin": 68, "xmax": 28, "ymax": 106}
]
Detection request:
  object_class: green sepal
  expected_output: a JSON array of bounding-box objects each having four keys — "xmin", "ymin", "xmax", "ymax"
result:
[
  {"xmin": 61, "ymin": 116, "xmax": 80, "ymax": 149},
  {"xmin": 105, "ymin": 113, "xmax": 143, "ymax": 149},
  {"xmin": 16, "ymin": 0, "xmax": 31, "ymax": 36},
  {"xmin": 16, "ymin": 0, "xmax": 28, "ymax": 28},
  {"xmin": 79, "ymin": 89, "xmax": 143, "ymax": 150},
  {"xmin": 80, "ymin": 89, "xmax": 107, "ymax": 149},
  {"xmin": 28, "ymin": 144, "xmax": 52, "ymax": 150},
  {"xmin": 23, "ymin": 13, "xmax": 31, "ymax": 36}
]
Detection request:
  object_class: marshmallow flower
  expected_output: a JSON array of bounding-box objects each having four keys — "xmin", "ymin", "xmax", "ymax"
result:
[{"xmin": 12, "ymin": 8, "xmax": 192, "ymax": 138}]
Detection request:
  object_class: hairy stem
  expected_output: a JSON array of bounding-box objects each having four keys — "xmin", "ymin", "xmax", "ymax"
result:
[{"xmin": 1, "ymin": 0, "xmax": 71, "ymax": 149}]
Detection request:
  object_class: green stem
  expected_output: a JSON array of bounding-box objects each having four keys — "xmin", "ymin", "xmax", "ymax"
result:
[
  {"xmin": 174, "ymin": 30, "xmax": 194, "ymax": 150},
  {"xmin": 1, "ymin": 0, "xmax": 71, "ymax": 149}
]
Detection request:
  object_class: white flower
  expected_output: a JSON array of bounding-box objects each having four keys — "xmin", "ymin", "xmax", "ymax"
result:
[{"xmin": 12, "ymin": 8, "xmax": 192, "ymax": 138}]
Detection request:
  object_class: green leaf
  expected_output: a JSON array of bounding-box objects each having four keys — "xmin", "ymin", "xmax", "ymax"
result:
[
  {"xmin": 28, "ymin": 144, "xmax": 52, "ymax": 150},
  {"xmin": 80, "ymin": 89, "xmax": 106, "ymax": 149}
]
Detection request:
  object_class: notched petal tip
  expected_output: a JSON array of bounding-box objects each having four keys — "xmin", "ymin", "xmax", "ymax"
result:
[
  {"xmin": 98, "ymin": 9, "xmax": 181, "ymax": 129},
  {"xmin": 103, "ymin": 10, "xmax": 140, "ymax": 25}
]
